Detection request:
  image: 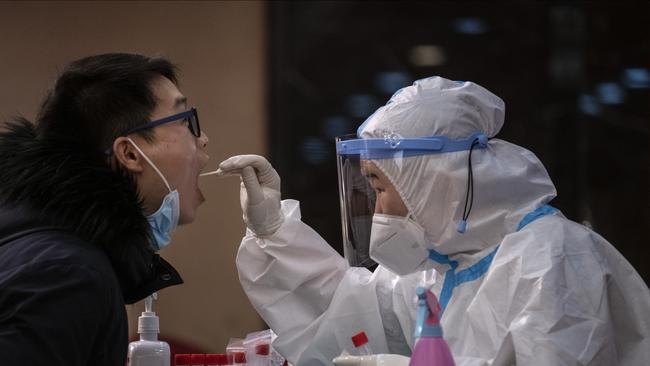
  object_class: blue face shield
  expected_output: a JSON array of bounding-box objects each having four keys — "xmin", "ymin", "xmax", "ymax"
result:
[{"xmin": 127, "ymin": 138, "xmax": 180, "ymax": 251}]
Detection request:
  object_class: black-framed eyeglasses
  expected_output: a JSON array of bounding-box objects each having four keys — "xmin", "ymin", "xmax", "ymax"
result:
[{"xmin": 123, "ymin": 107, "xmax": 201, "ymax": 138}]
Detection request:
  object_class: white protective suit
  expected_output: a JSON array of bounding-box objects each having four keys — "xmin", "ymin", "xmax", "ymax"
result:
[{"xmin": 234, "ymin": 77, "xmax": 650, "ymax": 365}]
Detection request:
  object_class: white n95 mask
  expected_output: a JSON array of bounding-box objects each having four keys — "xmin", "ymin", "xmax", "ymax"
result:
[
  {"xmin": 126, "ymin": 137, "xmax": 180, "ymax": 251},
  {"xmin": 369, "ymin": 213, "xmax": 430, "ymax": 276}
]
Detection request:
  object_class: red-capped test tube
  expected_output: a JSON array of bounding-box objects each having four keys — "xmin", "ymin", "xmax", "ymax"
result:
[
  {"xmin": 230, "ymin": 351, "xmax": 246, "ymax": 366},
  {"xmin": 205, "ymin": 354, "xmax": 229, "ymax": 366},
  {"xmin": 255, "ymin": 343, "xmax": 270, "ymax": 356},
  {"xmin": 191, "ymin": 354, "xmax": 206, "ymax": 366},
  {"xmin": 175, "ymin": 354, "xmax": 191, "ymax": 366},
  {"xmin": 351, "ymin": 331, "xmax": 373, "ymax": 356}
]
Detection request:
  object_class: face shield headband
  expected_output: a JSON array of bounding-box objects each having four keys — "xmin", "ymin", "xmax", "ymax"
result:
[
  {"xmin": 335, "ymin": 132, "xmax": 488, "ymax": 268},
  {"xmin": 335, "ymin": 132, "xmax": 488, "ymax": 159}
]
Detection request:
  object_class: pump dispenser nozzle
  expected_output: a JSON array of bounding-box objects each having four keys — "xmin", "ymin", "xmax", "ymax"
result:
[
  {"xmin": 128, "ymin": 292, "xmax": 170, "ymax": 366},
  {"xmin": 138, "ymin": 292, "xmax": 160, "ymax": 335},
  {"xmin": 145, "ymin": 294, "xmax": 153, "ymax": 312}
]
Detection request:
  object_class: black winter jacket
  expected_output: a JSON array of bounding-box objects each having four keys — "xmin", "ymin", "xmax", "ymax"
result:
[{"xmin": 0, "ymin": 120, "xmax": 183, "ymax": 365}]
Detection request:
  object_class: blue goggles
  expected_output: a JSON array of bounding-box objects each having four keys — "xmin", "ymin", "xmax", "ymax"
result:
[
  {"xmin": 336, "ymin": 132, "xmax": 488, "ymax": 159},
  {"xmin": 123, "ymin": 107, "xmax": 200, "ymax": 137},
  {"xmin": 104, "ymin": 108, "xmax": 200, "ymax": 156}
]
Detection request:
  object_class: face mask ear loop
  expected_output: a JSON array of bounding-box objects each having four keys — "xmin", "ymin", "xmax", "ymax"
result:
[
  {"xmin": 457, "ymin": 139, "xmax": 479, "ymax": 233},
  {"xmin": 126, "ymin": 137, "xmax": 173, "ymax": 193}
]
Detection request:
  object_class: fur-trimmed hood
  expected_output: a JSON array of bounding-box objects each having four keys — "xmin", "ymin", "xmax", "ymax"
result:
[{"xmin": 0, "ymin": 119, "xmax": 182, "ymax": 303}]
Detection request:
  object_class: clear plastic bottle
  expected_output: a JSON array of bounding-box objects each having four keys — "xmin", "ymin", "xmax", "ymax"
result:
[
  {"xmin": 333, "ymin": 354, "xmax": 411, "ymax": 366},
  {"xmin": 127, "ymin": 293, "xmax": 171, "ymax": 366}
]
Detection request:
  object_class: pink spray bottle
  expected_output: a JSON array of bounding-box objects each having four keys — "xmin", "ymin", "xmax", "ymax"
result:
[{"xmin": 408, "ymin": 287, "xmax": 455, "ymax": 366}]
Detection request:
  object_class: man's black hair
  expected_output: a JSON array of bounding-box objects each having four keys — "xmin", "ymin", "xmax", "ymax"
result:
[{"xmin": 36, "ymin": 53, "xmax": 178, "ymax": 152}]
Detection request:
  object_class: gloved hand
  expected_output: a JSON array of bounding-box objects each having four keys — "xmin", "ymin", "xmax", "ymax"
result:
[
  {"xmin": 217, "ymin": 154, "xmax": 284, "ymax": 237},
  {"xmin": 332, "ymin": 354, "xmax": 410, "ymax": 366}
]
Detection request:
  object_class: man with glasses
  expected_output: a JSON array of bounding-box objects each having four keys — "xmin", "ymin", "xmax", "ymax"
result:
[{"xmin": 0, "ymin": 53, "xmax": 209, "ymax": 365}]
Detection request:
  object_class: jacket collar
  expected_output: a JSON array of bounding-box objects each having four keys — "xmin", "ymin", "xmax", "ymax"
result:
[{"xmin": 0, "ymin": 119, "xmax": 182, "ymax": 303}]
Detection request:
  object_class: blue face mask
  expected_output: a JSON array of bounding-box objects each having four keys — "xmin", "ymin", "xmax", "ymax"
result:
[
  {"xmin": 146, "ymin": 190, "xmax": 180, "ymax": 251},
  {"xmin": 127, "ymin": 138, "xmax": 180, "ymax": 251}
]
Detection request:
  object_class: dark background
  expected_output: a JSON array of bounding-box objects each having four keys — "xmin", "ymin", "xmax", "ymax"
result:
[{"xmin": 267, "ymin": 2, "xmax": 650, "ymax": 284}]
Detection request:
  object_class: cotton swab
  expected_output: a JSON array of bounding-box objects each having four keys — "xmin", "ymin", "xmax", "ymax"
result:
[{"xmin": 199, "ymin": 169, "xmax": 222, "ymax": 177}]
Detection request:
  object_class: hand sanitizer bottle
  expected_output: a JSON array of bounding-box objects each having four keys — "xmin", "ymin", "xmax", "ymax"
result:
[{"xmin": 127, "ymin": 293, "xmax": 171, "ymax": 366}]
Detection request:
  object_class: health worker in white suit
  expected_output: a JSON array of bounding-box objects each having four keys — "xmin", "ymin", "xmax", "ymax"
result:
[{"xmin": 218, "ymin": 76, "xmax": 650, "ymax": 366}]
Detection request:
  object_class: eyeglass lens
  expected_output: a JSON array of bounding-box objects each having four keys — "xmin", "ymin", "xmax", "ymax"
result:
[{"xmin": 187, "ymin": 109, "xmax": 201, "ymax": 137}]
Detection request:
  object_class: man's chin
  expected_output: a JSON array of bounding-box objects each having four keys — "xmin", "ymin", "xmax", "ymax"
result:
[{"xmin": 179, "ymin": 194, "xmax": 204, "ymax": 225}]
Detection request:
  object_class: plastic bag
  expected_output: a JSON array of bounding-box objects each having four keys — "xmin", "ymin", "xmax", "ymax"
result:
[
  {"xmin": 242, "ymin": 329, "xmax": 288, "ymax": 366},
  {"xmin": 226, "ymin": 338, "xmax": 247, "ymax": 365}
]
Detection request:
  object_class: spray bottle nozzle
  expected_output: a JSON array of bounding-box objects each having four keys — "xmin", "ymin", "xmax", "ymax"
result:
[
  {"xmin": 415, "ymin": 287, "xmax": 428, "ymax": 338},
  {"xmin": 415, "ymin": 287, "xmax": 444, "ymax": 338}
]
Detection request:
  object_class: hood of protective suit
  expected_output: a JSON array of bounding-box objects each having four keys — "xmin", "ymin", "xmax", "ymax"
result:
[{"xmin": 359, "ymin": 76, "xmax": 557, "ymax": 257}]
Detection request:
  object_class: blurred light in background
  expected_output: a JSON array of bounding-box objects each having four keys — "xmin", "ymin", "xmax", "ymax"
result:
[
  {"xmin": 374, "ymin": 71, "xmax": 411, "ymax": 95},
  {"xmin": 548, "ymin": 49, "xmax": 584, "ymax": 87},
  {"xmin": 408, "ymin": 45, "xmax": 447, "ymax": 67},
  {"xmin": 578, "ymin": 94, "xmax": 601, "ymax": 116},
  {"xmin": 269, "ymin": 1, "xmax": 650, "ymax": 284},
  {"xmin": 622, "ymin": 68, "xmax": 650, "ymax": 89},
  {"xmin": 346, "ymin": 94, "xmax": 380, "ymax": 119},
  {"xmin": 322, "ymin": 115, "xmax": 352, "ymax": 139},
  {"xmin": 451, "ymin": 17, "xmax": 489, "ymax": 35},
  {"xmin": 301, "ymin": 137, "xmax": 330, "ymax": 165},
  {"xmin": 596, "ymin": 82, "xmax": 625, "ymax": 105}
]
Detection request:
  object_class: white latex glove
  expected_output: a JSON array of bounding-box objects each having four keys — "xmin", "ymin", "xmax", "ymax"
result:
[
  {"xmin": 332, "ymin": 354, "xmax": 410, "ymax": 366},
  {"xmin": 217, "ymin": 154, "xmax": 284, "ymax": 236}
]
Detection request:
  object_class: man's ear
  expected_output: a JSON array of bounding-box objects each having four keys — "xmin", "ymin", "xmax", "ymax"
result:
[{"xmin": 112, "ymin": 136, "xmax": 145, "ymax": 174}]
